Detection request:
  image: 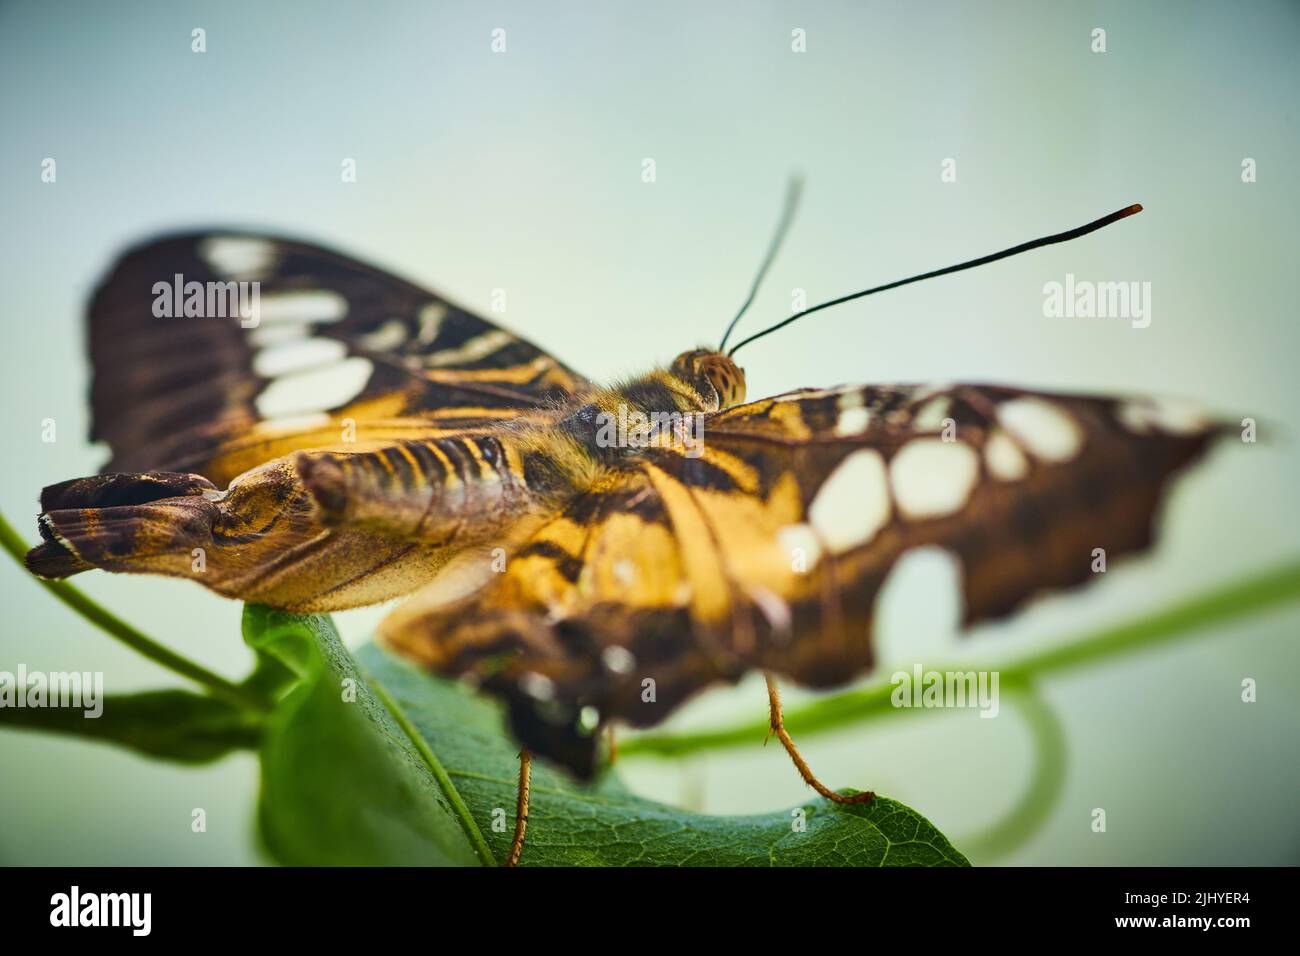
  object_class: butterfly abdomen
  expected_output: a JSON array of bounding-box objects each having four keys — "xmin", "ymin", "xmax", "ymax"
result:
[
  {"xmin": 298, "ymin": 437, "xmax": 508, "ymax": 537},
  {"xmin": 294, "ymin": 429, "xmax": 602, "ymax": 544}
]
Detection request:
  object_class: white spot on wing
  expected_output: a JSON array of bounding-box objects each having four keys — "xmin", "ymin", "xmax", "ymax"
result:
[
  {"xmin": 835, "ymin": 406, "xmax": 871, "ymax": 436},
  {"xmin": 778, "ymin": 523, "xmax": 823, "ymax": 570},
  {"xmin": 984, "ymin": 428, "xmax": 1029, "ymax": 481},
  {"xmin": 1116, "ymin": 397, "xmax": 1212, "ymax": 435},
  {"xmin": 808, "ymin": 450, "xmax": 891, "ymax": 554},
  {"xmin": 889, "ymin": 439, "xmax": 979, "ymax": 519},
  {"xmin": 253, "ymin": 337, "xmax": 347, "ymax": 377},
  {"xmin": 358, "ymin": 318, "xmax": 408, "ymax": 352},
  {"xmin": 998, "ymin": 397, "xmax": 1083, "ymax": 462},
  {"xmin": 199, "ymin": 236, "xmax": 277, "ymax": 279},
  {"xmin": 601, "ymin": 646, "xmax": 636, "ymax": 674},
  {"xmin": 912, "ymin": 396, "xmax": 952, "ymax": 431},
  {"xmin": 255, "ymin": 355, "xmax": 372, "ymax": 417},
  {"xmin": 424, "ymin": 329, "xmax": 513, "ymax": 368},
  {"xmin": 418, "ymin": 302, "xmax": 448, "ymax": 345},
  {"xmin": 255, "ymin": 290, "xmax": 348, "ymax": 324},
  {"xmin": 519, "ymin": 672, "xmax": 555, "ymax": 700}
]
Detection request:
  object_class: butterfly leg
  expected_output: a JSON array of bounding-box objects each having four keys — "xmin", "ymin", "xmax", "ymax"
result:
[
  {"xmin": 504, "ymin": 748, "xmax": 532, "ymax": 867},
  {"xmin": 765, "ymin": 674, "xmax": 875, "ymax": 805}
]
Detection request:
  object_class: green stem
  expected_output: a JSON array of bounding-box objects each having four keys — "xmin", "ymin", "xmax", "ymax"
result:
[
  {"xmin": 621, "ymin": 557, "xmax": 1300, "ymax": 758},
  {"xmin": 958, "ymin": 680, "xmax": 1067, "ymax": 861},
  {"xmin": 0, "ymin": 510, "xmax": 270, "ymax": 714}
]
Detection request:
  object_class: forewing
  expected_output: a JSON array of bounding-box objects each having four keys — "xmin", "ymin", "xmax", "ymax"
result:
[
  {"xmin": 86, "ymin": 231, "xmax": 588, "ymax": 482},
  {"xmin": 381, "ymin": 383, "xmax": 1222, "ymax": 776}
]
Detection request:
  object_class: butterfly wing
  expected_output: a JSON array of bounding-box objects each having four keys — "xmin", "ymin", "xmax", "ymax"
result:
[
  {"xmin": 27, "ymin": 231, "xmax": 588, "ymax": 605},
  {"xmin": 87, "ymin": 231, "xmax": 588, "ymax": 483},
  {"xmin": 380, "ymin": 383, "xmax": 1222, "ymax": 776}
]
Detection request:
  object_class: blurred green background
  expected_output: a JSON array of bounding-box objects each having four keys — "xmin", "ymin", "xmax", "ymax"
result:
[{"xmin": 1, "ymin": 0, "xmax": 1297, "ymax": 865}]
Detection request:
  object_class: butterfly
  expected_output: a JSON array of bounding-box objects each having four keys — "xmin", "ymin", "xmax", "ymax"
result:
[{"xmin": 25, "ymin": 191, "xmax": 1222, "ymax": 866}]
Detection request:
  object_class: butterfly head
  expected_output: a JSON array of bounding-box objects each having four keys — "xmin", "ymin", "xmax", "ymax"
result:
[{"xmin": 670, "ymin": 349, "xmax": 746, "ymax": 410}]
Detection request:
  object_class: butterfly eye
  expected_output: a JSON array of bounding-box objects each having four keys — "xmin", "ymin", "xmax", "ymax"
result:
[{"xmin": 699, "ymin": 354, "xmax": 745, "ymax": 407}]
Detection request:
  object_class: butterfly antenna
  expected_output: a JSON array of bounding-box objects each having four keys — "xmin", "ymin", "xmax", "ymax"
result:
[
  {"xmin": 717, "ymin": 176, "xmax": 804, "ymax": 353},
  {"xmin": 726, "ymin": 203, "xmax": 1144, "ymax": 357}
]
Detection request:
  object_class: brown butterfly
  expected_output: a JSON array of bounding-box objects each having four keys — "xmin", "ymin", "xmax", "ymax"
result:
[{"xmin": 25, "ymin": 191, "xmax": 1221, "ymax": 865}]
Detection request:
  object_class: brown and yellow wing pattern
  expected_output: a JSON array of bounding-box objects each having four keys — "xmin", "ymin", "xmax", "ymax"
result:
[
  {"xmin": 87, "ymin": 231, "xmax": 588, "ymax": 483},
  {"xmin": 381, "ymin": 383, "xmax": 1221, "ymax": 775}
]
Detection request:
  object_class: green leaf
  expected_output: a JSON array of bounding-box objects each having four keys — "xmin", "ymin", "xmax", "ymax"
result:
[
  {"xmin": 0, "ymin": 688, "xmax": 260, "ymax": 763},
  {"xmin": 245, "ymin": 605, "xmax": 489, "ymax": 866},
  {"xmin": 249, "ymin": 605, "xmax": 968, "ymax": 867},
  {"xmin": 365, "ymin": 644, "xmax": 968, "ymax": 866}
]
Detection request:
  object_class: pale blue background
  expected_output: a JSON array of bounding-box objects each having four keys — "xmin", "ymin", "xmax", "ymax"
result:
[{"xmin": 1, "ymin": 0, "xmax": 1296, "ymax": 865}]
